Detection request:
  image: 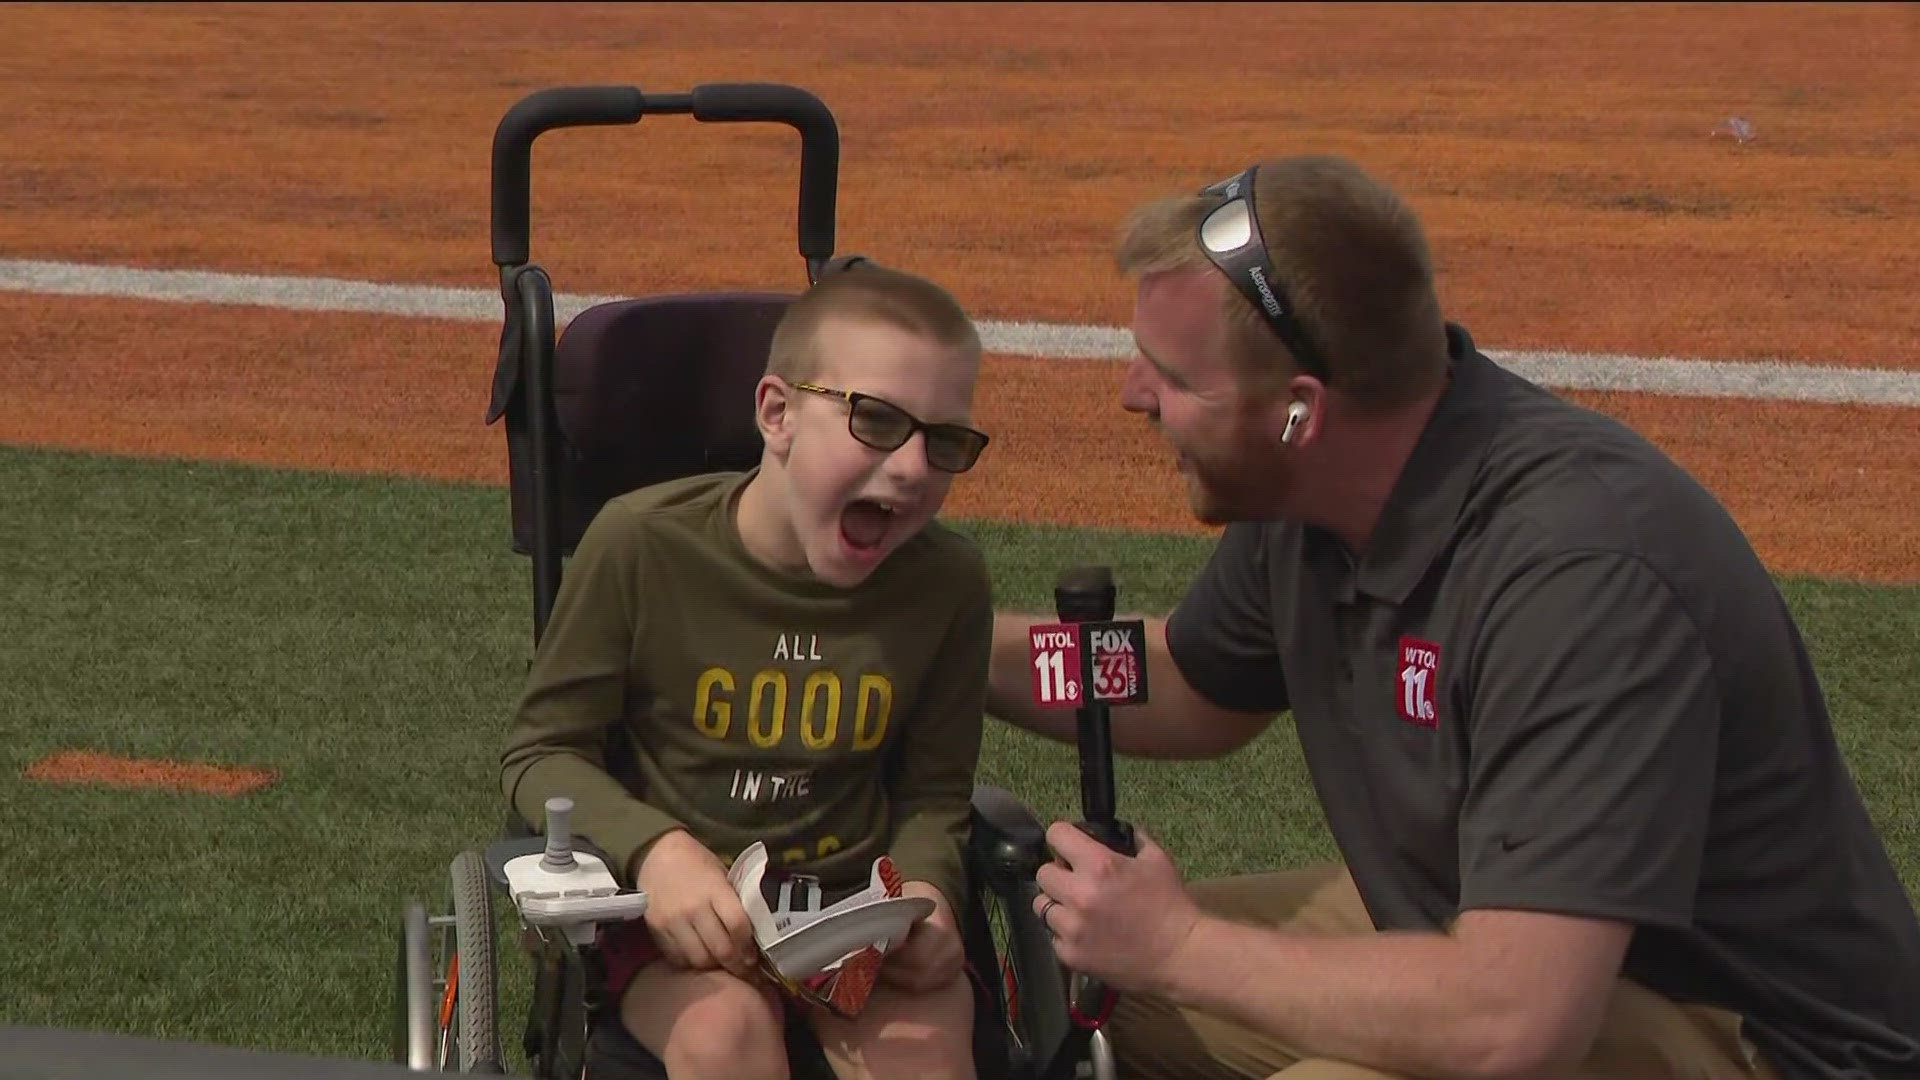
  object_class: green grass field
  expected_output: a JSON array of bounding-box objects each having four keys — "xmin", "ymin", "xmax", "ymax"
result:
[{"xmin": 3, "ymin": 444, "xmax": 1915, "ymax": 1064}]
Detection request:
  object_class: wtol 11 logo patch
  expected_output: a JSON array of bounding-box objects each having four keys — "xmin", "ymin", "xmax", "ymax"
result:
[
  {"xmin": 1396, "ymin": 635, "xmax": 1440, "ymax": 729},
  {"xmin": 1029, "ymin": 619, "xmax": 1150, "ymax": 709}
]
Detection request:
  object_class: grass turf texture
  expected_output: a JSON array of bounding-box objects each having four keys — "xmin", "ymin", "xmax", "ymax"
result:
[{"xmin": 2, "ymin": 444, "xmax": 1915, "ymax": 1064}]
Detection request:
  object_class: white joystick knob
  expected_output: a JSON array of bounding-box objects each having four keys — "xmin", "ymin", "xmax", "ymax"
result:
[{"xmin": 541, "ymin": 796, "xmax": 577, "ymax": 872}]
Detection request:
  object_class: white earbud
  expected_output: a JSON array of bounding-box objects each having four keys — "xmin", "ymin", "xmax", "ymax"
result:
[{"xmin": 1280, "ymin": 401, "xmax": 1309, "ymax": 445}]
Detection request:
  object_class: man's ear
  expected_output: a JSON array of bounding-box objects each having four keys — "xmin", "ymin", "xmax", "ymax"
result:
[{"xmin": 756, "ymin": 375, "xmax": 795, "ymax": 459}]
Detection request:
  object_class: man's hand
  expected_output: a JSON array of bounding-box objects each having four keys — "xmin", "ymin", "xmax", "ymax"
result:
[
  {"xmin": 882, "ymin": 881, "xmax": 965, "ymax": 992},
  {"xmin": 632, "ymin": 829, "xmax": 757, "ymax": 979},
  {"xmin": 1033, "ymin": 822, "xmax": 1203, "ymax": 996}
]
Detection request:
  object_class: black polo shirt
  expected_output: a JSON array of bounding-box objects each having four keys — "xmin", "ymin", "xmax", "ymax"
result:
[{"xmin": 1165, "ymin": 324, "xmax": 1920, "ymax": 1080}]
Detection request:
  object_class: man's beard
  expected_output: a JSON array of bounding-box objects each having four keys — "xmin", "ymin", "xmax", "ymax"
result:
[{"xmin": 1183, "ymin": 447, "xmax": 1282, "ymax": 526}]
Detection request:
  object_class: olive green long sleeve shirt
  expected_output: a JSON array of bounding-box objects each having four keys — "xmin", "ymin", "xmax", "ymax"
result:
[{"xmin": 500, "ymin": 470, "xmax": 990, "ymax": 913}]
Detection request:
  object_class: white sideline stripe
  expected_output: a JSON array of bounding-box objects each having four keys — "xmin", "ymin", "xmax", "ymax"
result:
[{"xmin": 4, "ymin": 257, "xmax": 1918, "ymax": 407}]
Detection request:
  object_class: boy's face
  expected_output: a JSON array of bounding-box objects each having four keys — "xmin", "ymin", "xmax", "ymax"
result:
[{"xmin": 760, "ymin": 315, "xmax": 982, "ymax": 587}]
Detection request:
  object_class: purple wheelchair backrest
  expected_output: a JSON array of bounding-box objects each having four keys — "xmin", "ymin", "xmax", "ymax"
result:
[{"xmin": 514, "ymin": 291, "xmax": 796, "ymax": 556}]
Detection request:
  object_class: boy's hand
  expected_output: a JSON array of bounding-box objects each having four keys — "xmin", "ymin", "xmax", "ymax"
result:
[
  {"xmin": 632, "ymin": 830, "xmax": 757, "ymax": 979},
  {"xmin": 881, "ymin": 881, "xmax": 965, "ymax": 992}
]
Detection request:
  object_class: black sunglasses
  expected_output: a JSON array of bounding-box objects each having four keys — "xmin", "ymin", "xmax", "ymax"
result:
[
  {"xmin": 1196, "ymin": 166, "xmax": 1332, "ymax": 383},
  {"xmin": 790, "ymin": 382, "xmax": 990, "ymax": 474}
]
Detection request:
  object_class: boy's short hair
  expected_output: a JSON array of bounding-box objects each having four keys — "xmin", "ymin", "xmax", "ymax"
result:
[{"xmin": 766, "ymin": 260, "xmax": 982, "ymax": 383}]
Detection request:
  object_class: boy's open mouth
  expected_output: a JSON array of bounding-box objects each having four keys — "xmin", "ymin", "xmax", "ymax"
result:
[{"xmin": 840, "ymin": 497, "xmax": 896, "ymax": 553}]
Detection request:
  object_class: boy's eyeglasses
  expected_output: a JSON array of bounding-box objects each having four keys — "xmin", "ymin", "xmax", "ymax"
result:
[
  {"xmin": 1196, "ymin": 166, "xmax": 1332, "ymax": 383},
  {"xmin": 790, "ymin": 383, "xmax": 990, "ymax": 474}
]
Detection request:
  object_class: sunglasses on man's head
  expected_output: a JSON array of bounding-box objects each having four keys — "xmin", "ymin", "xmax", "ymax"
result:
[
  {"xmin": 790, "ymin": 382, "xmax": 990, "ymax": 474},
  {"xmin": 1196, "ymin": 166, "xmax": 1332, "ymax": 383}
]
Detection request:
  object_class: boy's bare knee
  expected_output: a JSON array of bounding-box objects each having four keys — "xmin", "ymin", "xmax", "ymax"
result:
[
  {"xmin": 623, "ymin": 971, "xmax": 789, "ymax": 1080},
  {"xmin": 814, "ymin": 972, "xmax": 976, "ymax": 1078}
]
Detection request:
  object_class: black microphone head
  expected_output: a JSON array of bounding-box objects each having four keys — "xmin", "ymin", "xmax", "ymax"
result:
[{"xmin": 1054, "ymin": 565, "xmax": 1116, "ymax": 622}]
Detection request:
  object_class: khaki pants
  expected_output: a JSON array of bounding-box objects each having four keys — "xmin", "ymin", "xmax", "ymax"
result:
[{"xmin": 1108, "ymin": 864, "xmax": 1779, "ymax": 1080}]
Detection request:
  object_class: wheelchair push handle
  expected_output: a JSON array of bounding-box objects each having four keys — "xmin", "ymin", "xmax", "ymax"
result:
[
  {"xmin": 490, "ymin": 82, "xmax": 840, "ymax": 282},
  {"xmin": 491, "ymin": 86, "xmax": 647, "ymax": 268},
  {"xmin": 689, "ymin": 83, "xmax": 840, "ymax": 279}
]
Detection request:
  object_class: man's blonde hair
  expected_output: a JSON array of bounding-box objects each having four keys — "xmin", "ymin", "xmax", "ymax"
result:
[
  {"xmin": 1116, "ymin": 154, "xmax": 1448, "ymax": 411},
  {"xmin": 767, "ymin": 261, "xmax": 982, "ymax": 383}
]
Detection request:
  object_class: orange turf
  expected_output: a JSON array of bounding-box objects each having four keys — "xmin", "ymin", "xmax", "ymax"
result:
[
  {"xmin": 24, "ymin": 750, "xmax": 279, "ymax": 797},
  {"xmin": 1, "ymin": 3, "xmax": 1915, "ymax": 580}
]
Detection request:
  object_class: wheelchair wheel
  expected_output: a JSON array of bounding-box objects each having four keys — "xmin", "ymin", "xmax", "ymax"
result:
[
  {"xmin": 964, "ymin": 870, "xmax": 1071, "ymax": 1078},
  {"xmin": 964, "ymin": 784, "xmax": 1121, "ymax": 1079},
  {"xmin": 439, "ymin": 849, "xmax": 501, "ymax": 1072}
]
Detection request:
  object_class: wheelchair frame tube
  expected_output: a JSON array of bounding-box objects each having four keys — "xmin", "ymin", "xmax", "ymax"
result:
[{"xmin": 516, "ymin": 267, "xmax": 562, "ymax": 644}]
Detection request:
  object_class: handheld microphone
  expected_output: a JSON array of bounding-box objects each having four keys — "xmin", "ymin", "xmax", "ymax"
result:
[
  {"xmin": 1051, "ymin": 566, "xmax": 1133, "ymax": 854},
  {"xmin": 1028, "ymin": 565, "xmax": 1149, "ymax": 1064}
]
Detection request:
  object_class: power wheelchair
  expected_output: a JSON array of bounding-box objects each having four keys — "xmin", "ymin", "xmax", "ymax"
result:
[{"xmin": 391, "ymin": 83, "xmax": 1126, "ymax": 1080}]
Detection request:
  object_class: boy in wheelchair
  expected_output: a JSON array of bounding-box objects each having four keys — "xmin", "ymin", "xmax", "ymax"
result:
[{"xmin": 498, "ymin": 259, "xmax": 995, "ymax": 1080}]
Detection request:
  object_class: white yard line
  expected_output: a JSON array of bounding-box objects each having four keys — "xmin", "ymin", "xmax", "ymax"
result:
[{"xmin": 4, "ymin": 258, "xmax": 1917, "ymax": 407}]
